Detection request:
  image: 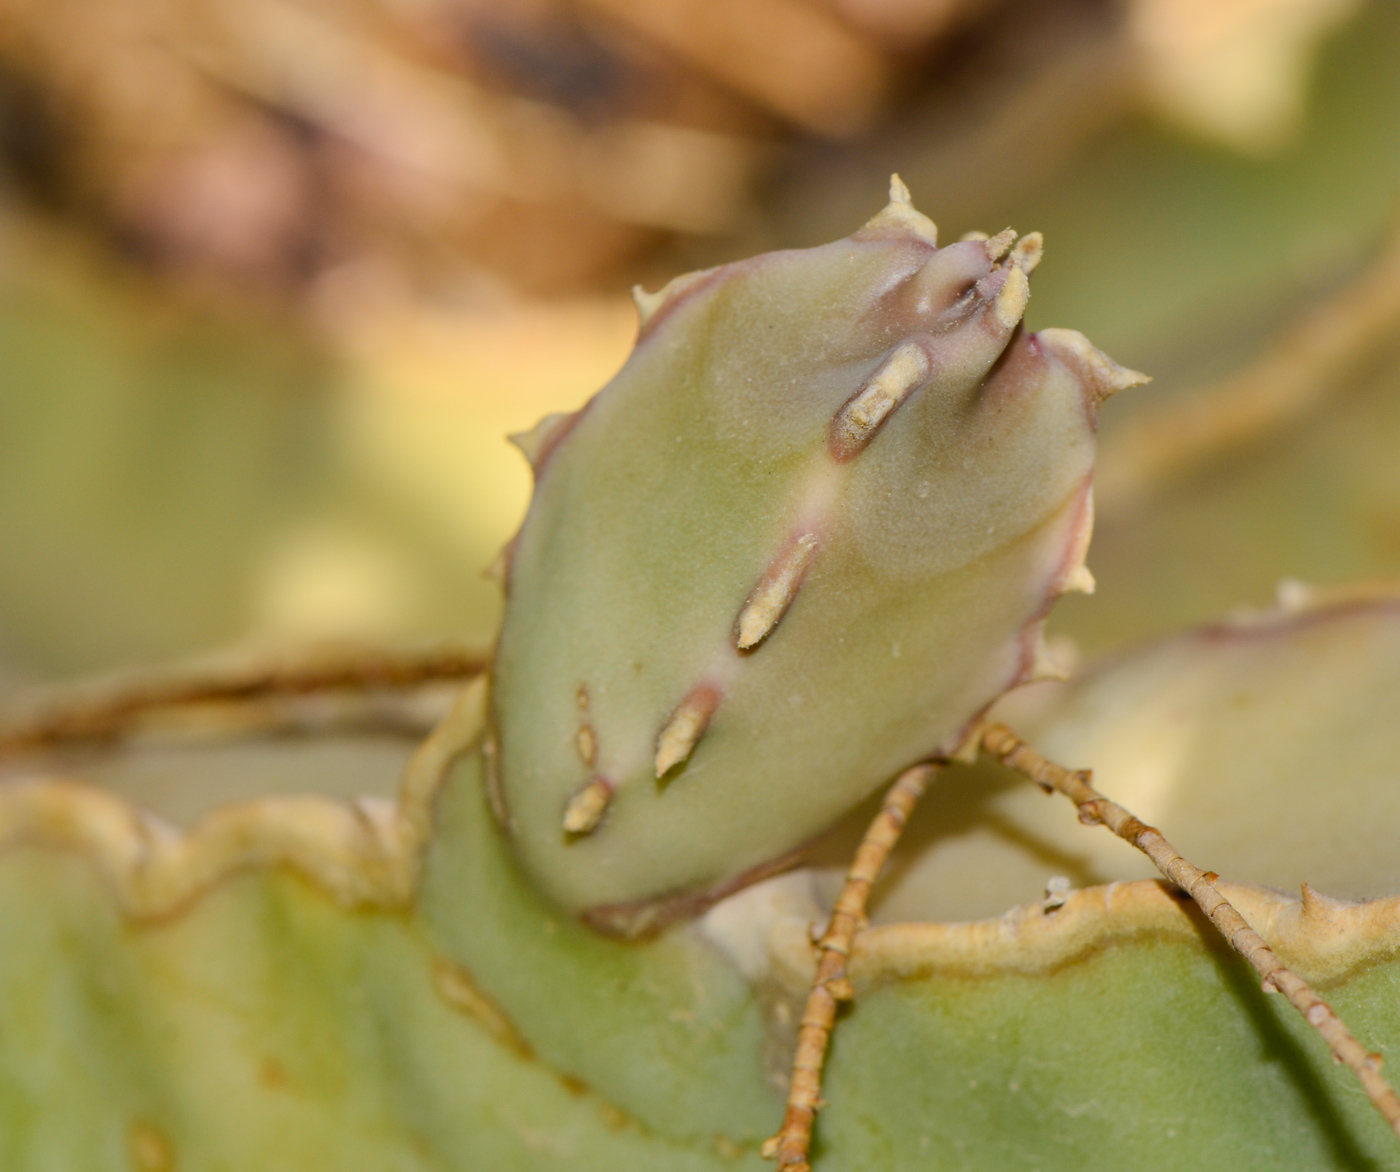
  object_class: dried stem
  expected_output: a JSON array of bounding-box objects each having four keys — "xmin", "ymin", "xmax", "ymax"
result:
[
  {"xmin": 1097, "ymin": 207, "xmax": 1400, "ymax": 516},
  {"xmin": 0, "ymin": 645, "xmax": 487, "ymax": 757},
  {"xmin": 980, "ymin": 721, "xmax": 1400, "ymax": 1142},
  {"xmin": 763, "ymin": 761, "xmax": 940, "ymax": 1171}
]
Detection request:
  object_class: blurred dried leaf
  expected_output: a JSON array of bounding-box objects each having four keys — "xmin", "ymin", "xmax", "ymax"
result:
[
  {"xmin": 577, "ymin": 0, "xmax": 889, "ymax": 136},
  {"xmin": 1129, "ymin": 0, "xmax": 1362, "ymax": 152}
]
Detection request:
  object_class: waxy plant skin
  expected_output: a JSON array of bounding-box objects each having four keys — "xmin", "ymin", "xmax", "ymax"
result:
[
  {"xmin": 7, "ymin": 181, "xmax": 1400, "ymax": 1172},
  {"xmin": 490, "ymin": 178, "xmax": 1144, "ymax": 932}
]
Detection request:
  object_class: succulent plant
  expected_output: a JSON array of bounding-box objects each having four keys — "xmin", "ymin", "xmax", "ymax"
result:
[
  {"xmin": 491, "ymin": 178, "xmax": 1141, "ymax": 933},
  {"xmin": 5, "ymin": 180, "xmax": 1400, "ymax": 1172}
]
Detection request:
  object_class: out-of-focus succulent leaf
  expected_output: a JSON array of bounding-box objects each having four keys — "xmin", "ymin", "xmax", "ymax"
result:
[
  {"xmin": 0, "ymin": 232, "xmax": 331, "ymax": 676},
  {"xmin": 1056, "ymin": 343, "xmax": 1400, "ymax": 653}
]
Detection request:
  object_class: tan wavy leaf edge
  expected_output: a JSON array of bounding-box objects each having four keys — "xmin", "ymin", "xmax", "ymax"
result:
[
  {"xmin": 847, "ymin": 879, "xmax": 1400, "ymax": 989},
  {"xmin": 0, "ymin": 675, "xmax": 489, "ymax": 918}
]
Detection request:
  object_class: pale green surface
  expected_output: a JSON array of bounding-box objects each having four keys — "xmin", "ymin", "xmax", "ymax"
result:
[
  {"xmin": 0, "ymin": 750, "xmax": 770, "ymax": 1171},
  {"xmin": 1026, "ymin": 596, "xmax": 1400, "ymax": 902},
  {"xmin": 761, "ymin": 1, "xmax": 1400, "ymax": 662},
  {"xmin": 822, "ymin": 937, "xmax": 1400, "ymax": 1172},
  {"xmin": 0, "ymin": 226, "xmax": 507, "ymax": 685},
  {"xmin": 0, "ymin": 733, "xmax": 416, "ymax": 827},
  {"xmin": 0, "ymin": 852, "xmax": 755, "ymax": 1171},
  {"xmin": 0, "ymin": 248, "xmax": 329, "ymax": 675},
  {"xmin": 494, "ymin": 216, "xmax": 1099, "ymax": 918},
  {"xmin": 8, "ymin": 4, "xmax": 1400, "ymax": 685},
  {"xmin": 420, "ymin": 751, "xmax": 780, "ymax": 1144},
  {"xmin": 5, "ymin": 12, "xmax": 1400, "ymax": 1147}
]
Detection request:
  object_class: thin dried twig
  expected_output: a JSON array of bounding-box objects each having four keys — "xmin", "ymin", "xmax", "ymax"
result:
[
  {"xmin": 1097, "ymin": 209, "xmax": 1400, "ymax": 515},
  {"xmin": 0, "ymin": 645, "xmax": 487, "ymax": 756},
  {"xmin": 763, "ymin": 761, "xmax": 940, "ymax": 1171},
  {"xmin": 980, "ymin": 721, "xmax": 1400, "ymax": 1142}
]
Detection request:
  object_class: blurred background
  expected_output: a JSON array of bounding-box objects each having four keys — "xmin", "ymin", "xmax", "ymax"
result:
[{"xmin": 3, "ymin": 0, "xmax": 1400, "ymax": 694}]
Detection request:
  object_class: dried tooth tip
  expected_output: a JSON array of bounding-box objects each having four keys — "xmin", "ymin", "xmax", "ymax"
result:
[
  {"xmin": 1275, "ymin": 578, "xmax": 1313, "ymax": 613},
  {"xmin": 1011, "ymin": 231, "xmax": 1043, "ymax": 274},
  {"xmin": 959, "ymin": 229, "xmax": 990, "ymax": 242},
  {"xmin": 1036, "ymin": 328, "xmax": 1150, "ymax": 403},
  {"xmin": 1100, "ymin": 365, "xmax": 1150, "ymax": 399},
  {"xmin": 634, "ymin": 268, "xmax": 721, "ymax": 334},
  {"xmin": 948, "ymin": 726, "xmax": 982, "ymax": 764},
  {"xmin": 736, "ymin": 533, "xmax": 821, "ymax": 649},
  {"xmin": 483, "ymin": 546, "xmax": 510, "ymax": 588},
  {"xmin": 1043, "ymin": 875, "xmax": 1072, "ymax": 910},
  {"xmin": 855, "ymin": 173, "xmax": 938, "ymax": 247},
  {"xmin": 562, "ymin": 777, "xmax": 613, "ymax": 835},
  {"xmin": 632, "ymin": 284, "xmax": 665, "ymax": 329},
  {"xmin": 1299, "ymin": 881, "xmax": 1345, "ymax": 924},
  {"xmin": 655, "ymin": 684, "xmax": 722, "ymax": 777},
  {"xmin": 1028, "ymin": 636, "xmax": 1070, "ymax": 682},
  {"xmin": 1062, "ymin": 563, "xmax": 1096, "ymax": 595},
  {"xmin": 984, "ymin": 228, "xmax": 1016, "ymax": 262},
  {"xmin": 828, "ymin": 342, "xmax": 931, "ymax": 460},
  {"xmin": 575, "ymin": 724, "xmax": 597, "ymax": 767},
  {"xmin": 825, "ymin": 977, "xmax": 855, "ymax": 1001},
  {"xmin": 992, "ymin": 264, "xmax": 1030, "ymax": 330},
  {"xmin": 508, "ymin": 412, "xmax": 576, "ymax": 471}
]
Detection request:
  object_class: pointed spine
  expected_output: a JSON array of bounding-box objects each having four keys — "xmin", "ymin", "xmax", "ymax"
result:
[
  {"xmin": 1062, "ymin": 564, "xmax": 1096, "ymax": 595},
  {"xmin": 828, "ymin": 342, "xmax": 932, "ymax": 461},
  {"xmin": 1011, "ymin": 232, "xmax": 1044, "ymax": 274},
  {"xmin": 984, "ymin": 228, "xmax": 1017, "ymax": 262},
  {"xmin": 735, "ymin": 533, "xmax": 821, "ymax": 650},
  {"xmin": 508, "ymin": 412, "xmax": 579, "ymax": 475},
  {"xmin": 1027, "ymin": 633, "xmax": 1070, "ymax": 682},
  {"xmin": 632, "ymin": 285, "xmax": 666, "ymax": 331},
  {"xmin": 655, "ymin": 684, "xmax": 722, "ymax": 777},
  {"xmin": 854, "ymin": 173, "xmax": 938, "ymax": 246},
  {"xmin": 1300, "ymin": 881, "xmax": 1347, "ymax": 927},
  {"xmin": 993, "ymin": 265, "xmax": 1031, "ymax": 330},
  {"xmin": 563, "ymin": 777, "xmax": 613, "ymax": 835},
  {"xmin": 1037, "ymin": 328, "xmax": 1150, "ymax": 403}
]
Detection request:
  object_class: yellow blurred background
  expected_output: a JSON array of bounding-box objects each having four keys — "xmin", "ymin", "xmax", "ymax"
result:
[{"xmin": 3, "ymin": 0, "xmax": 1399, "ymax": 688}]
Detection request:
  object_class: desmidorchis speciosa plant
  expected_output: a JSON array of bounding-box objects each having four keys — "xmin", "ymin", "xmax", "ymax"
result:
[
  {"xmin": 3, "ymin": 178, "xmax": 1398, "ymax": 1172},
  {"xmin": 490, "ymin": 177, "xmax": 1141, "ymax": 934},
  {"xmin": 488, "ymin": 177, "xmax": 1400, "ymax": 1167}
]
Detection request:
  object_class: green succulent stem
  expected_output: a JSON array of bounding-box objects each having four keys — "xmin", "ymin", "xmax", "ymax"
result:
[{"xmin": 980, "ymin": 721, "xmax": 1400, "ymax": 1142}]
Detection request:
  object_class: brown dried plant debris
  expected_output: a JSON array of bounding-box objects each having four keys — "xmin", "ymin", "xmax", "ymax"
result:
[
  {"xmin": 1097, "ymin": 206, "xmax": 1400, "ymax": 515},
  {"xmin": 0, "ymin": 0, "xmax": 926, "ymax": 291},
  {"xmin": 763, "ymin": 761, "xmax": 939, "ymax": 1172},
  {"xmin": 0, "ymin": 643, "xmax": 486, "ymax": 756},
  {"xmin": 575, "ymin": 0, "xmax": 889, "ymax": 137}
]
